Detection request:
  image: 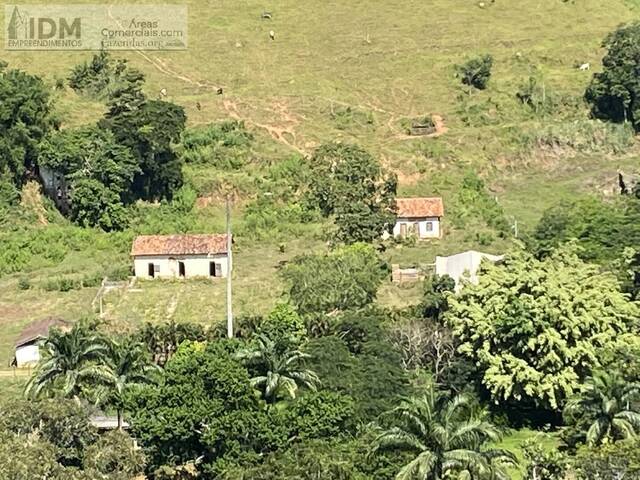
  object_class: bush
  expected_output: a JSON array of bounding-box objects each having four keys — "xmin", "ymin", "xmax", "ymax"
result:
[
  {"xmin": 180, "ymin": 121, "xmax": 253, "ymax": 169},
  {"xmin": 455, "ymin": 54, "xmax": 493, "ymax": 90},
  {"xmin": 282, "ymin": 243, "xmax": 388, "ymax": 315},
  {"xmin": 83, "ymin": 430, "xmax": 146, "ymax": 478},
  {"xmin": 17, "ymin": 277, "xmax": 30, "ymax": 290}
]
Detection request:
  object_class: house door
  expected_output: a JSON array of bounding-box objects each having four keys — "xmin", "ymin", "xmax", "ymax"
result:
[
  {"xmin": 148, "ymin": 263, "xmax": 155, "ymax": 278},
  {"xmin": 178, "ymin": 261, "xmax": 185, "ymax": 277},
  {"xmin": 210, "ymin": 262, "xmax": 222, "ymax": 277},
  {"xmin": 400, "ymin": 223, "xmax": 407, "ymax": 237}
]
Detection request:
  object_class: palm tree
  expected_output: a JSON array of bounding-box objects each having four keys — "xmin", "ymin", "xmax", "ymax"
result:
[
  {"xmin": 564, "ymin": 370, "xmax": 640, "ymax": 446},
  {"xmin": 236, "ymin": 334, "xmax": 320, "ymax": 403},
  {"xmin": 101, "ymin": 339, "xmax": 161, "ymax": 429},
  {"xmin": 372, "ymin": 386, "xmax": 516, "ymax": 480},
  {"xmin": 25, "ymin": 324, "xmax": 112, "ymax": 400}
]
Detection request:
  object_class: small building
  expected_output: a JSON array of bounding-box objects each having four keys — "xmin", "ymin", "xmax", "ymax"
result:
[
  {"xmin": 435, "ymin": 250, "xmax": 504, "ymax": 291},
  {"xmin": 131, "ymin": 234, "xmax": 231, "ymax": 279},
  {"xmin": 13, "ymin": 318, "xmax": 71, "ymax": 368},
  {"xmin": 393, "ymin": 197, "xmax": 444, "ymax": 239}
]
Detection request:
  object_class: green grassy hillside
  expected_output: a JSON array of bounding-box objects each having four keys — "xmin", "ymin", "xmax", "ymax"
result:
[{"xmin": 1, "ymin": 0, "xmax": 639, "ymax": 369}]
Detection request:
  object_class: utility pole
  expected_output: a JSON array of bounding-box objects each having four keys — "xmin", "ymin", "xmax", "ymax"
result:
[{"xmin": 226, "ymin": 195, "xmax": 234, "ymax": 338}]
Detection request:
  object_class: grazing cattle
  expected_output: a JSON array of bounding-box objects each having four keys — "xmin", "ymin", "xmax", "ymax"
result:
[
  {"xmin": 196, "ymin": 102, "xmax": 202, "ymax": 111},
  {"xmin": 216, "ymin": 87, "xmax": 223, "ymax": 95},
  {"xmin": 160, "ymin": 88, "xmax": 167, "ymax": 97},
  {"xmin": 269, "ymin": 30, "xmax": 275, "ymax": 40},
  {"xmin": 579, "ymin": 63, "xmax": 590, "ymax": 71},
  {"xmin": 261, "ymin": 11, "xmax": 272, "ymax": 19}
]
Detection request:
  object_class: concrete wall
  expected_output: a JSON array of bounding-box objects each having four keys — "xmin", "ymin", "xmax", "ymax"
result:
[
  {"xmin": 15, "ymin": 344, "xmax": 40, "ymax": 367},
  {"xmin": 133, "ymin": 253, "xmax": 229, "ymax": 279},
  {"xmin": 435, "ymin": 251, "xmax": 503, "ymax": 291},
  {"xmin": 393, "ymin": 217, "xmax": 441, "ymax": 239}
]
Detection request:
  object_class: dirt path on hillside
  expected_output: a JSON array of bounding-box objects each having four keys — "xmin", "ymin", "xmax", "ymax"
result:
[{"xmin": 106, "ymin": 5, "xmax": 305, "ymax": 153}]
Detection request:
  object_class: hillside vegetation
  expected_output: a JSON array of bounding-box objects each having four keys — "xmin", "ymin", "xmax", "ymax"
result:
[{"xmin": 2, "ymin": 3, "xmax": 640, "ymax": 478}]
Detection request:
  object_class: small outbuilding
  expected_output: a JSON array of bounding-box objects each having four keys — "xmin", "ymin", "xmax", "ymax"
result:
[
  {"xmin": 13, "ymin": 318, "xmax": 71, "ymax": 368},
  {"xmin": 131, "ymin": 234, "xmax": 231, "ymax": 279},
  {"xmin": 435, "ymin": 250, "xmax": 503, "ymax": 291},
  {"xmin": 393, "ymin": 197, "xmax": 444, "ymax": 239}
]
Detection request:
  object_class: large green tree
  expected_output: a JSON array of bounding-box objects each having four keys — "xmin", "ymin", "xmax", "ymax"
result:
[
  {"xmin": 101, "ymin": 83, "xmax": 186, "ymax": 201},
  {"xmin": 372, "ymin": 386, "xmax": 516, "ymax": 480},
  {"xmin": 446, "ymin": 245, "xmax": 638, "ymax": 410},
  {"xmin": 306, "ymin": 142, "xmax": 397, "ymax": 243},
  {"xmin": 585, "ymin": 22, "xmax": 640, "ymax": 131},
  {"xmin": 0, "ymin": 62, "xmax": 55, "ymax": 187},
  {"xmin": 125, "ymin": 341, "xmax": 285, "ymax": 476}
]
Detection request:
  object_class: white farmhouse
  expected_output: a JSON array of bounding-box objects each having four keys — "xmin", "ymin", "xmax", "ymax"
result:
[
  {"xmin": 131, "ymin": 234, "xmax": 231, "ymax": 279},
  {"xmin": 435, "ymin": 250, "xmax": 503, "ymax": 291},
  {"xmin": 13, "ymin": 318, "xmax": 71, "ymax": 368},
  {"xmin": 393, "ymin": 197, "xmax": 444, "ymax": 239}
]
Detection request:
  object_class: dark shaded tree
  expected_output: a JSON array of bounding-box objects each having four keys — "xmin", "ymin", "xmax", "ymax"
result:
[{"xmin": 585, "ymin": 22, "xmax": 640, "ymax": 131}]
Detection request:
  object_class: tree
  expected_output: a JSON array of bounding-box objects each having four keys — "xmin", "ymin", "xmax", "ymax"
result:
[
  {"xmin": 306, "ymin": 142, "xmax": 397, "ymax": 243},
  {"xmin": 585, "ymin": 22, "xmax": 640, "ymax": 131},
  {"xmin": 445, "ymin": 245, "xmax": 638, "ymax": 410},
  {"xmin": 236, "ymin": 334, "xmax": 320, "ymax": 404},
  {"xmin": 0, "ymin": 398, "xmax": 97, "ymax": 467},
  {"xmin": 125, "ymin": 341, "xmax": 285, "ymax": 475},
  {"xmin": 259, "ymin": 302, "xmax": 307, "ymax": 350},
  {"xmin": 102, "ymin": 95, "xmax": 186, "ymax": 201},
  {"xmin": 100, "ymin": 339, "xmax": 160, "ymax": 429},
  {"xmin": 372, "ymin": 386, "xmax": 516, "ymax": 480},
  {"xmin": 0, "ymin": 62, "xmax": 55, "ymax": 187},
  {"xmin": 68, "ymin": 178, "xmax": 129, "ymax": 231},
  {"xmin": 456, "ymin": 54, "xmax": 493, "ymax": 90},
  {"xmin": 282, "ymin": 243, "xmax": 388, "ymax": 315},
  {"xmin": 563, "ymin": 371, "xmax": 640, "ymax": 446},
  {"xmin": 25, "ymin": 324, "xmax": 112, "ymax": 400},
  {"xmin": 530, "ymin": 196, "xmax": 640, "ymax": 263}
]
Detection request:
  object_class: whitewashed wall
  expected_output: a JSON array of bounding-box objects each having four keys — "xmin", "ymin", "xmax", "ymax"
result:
[
  {"xmin": 15, "ymin": 344, "xmax": 40, "ymax": 367},
  {"xmin": 133, "ymin": 253, "xmax": 229, "ymax": 279},
  {"xmin": 393, "ymin": 217, "xmax": 440, "ymax": 239}
]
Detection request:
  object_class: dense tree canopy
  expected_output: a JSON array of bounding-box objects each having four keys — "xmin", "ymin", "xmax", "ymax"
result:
[
  {"xmin": 585, "ymin": 22, "xmax": 640, "ymax": 131},
  {"xmin": 0, "ymin": 62, "xmax": 55, "ymax": 187},
  {"xmin": 446, "ymin": 245, "xmax": 638, "ymax": 410},
  {"xmin": 306, "ymin": 142, "xmax": 397, "ymax": 243}
]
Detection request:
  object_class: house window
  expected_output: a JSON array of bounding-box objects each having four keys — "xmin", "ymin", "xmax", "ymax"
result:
[{"xmin": 425, "ymin": 222, "xmax": 434, "ymax": 232}]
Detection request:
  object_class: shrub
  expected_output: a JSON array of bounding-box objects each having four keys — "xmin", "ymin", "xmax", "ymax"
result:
[
  {"xmin": 455, "ymin": 54, "xmax": 493, "ymax": 90},
  {"xmin": 180, "ymin": 121, "xmax": 253, "ymax": 169},
  {"xmin": 17, "ymin": 277, "xmax": 30, "ymax": 290},
  {"xmin": 282, "ymin": 243, "xmax": 388, "ymax": 315}
]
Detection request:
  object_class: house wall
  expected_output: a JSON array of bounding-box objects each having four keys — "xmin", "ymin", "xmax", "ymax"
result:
[
  {"xmin": 393, "ymin": 217, "xmax": 441, "ymax": 239},
  {"xmin": 133, "ymin": 253, "xmax": 229, "ymax": 279},
  {"xmin": 15, "ymin": 344, "xmax": 40, "ymax": 367}
]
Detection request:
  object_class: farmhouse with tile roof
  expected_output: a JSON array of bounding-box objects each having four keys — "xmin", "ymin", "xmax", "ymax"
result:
[
  {"xmin": 131, "ymin": 234, "xmax": 231, "ymax": 279},
  {"xmin": 393, "ymin": 197, "xmax": 444, "ymax": 239}
]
